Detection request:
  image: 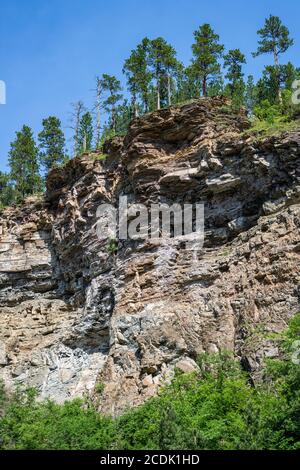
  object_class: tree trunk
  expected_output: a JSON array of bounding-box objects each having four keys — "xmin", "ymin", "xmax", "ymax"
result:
[
  {"xmin": 133, "ymin": 94, "xmax": 139, "ymax": 118},
  {"xmin": 277, "ymin": 84, "xmax": 283, "ymax": 105},
  {"xmin": 157, "ymin": 78, "xmax": 161, "ymax": 110},
  {"xmin": 95, "ymin": 79, "xmax": 101, "ymax": 147},
  {"xmin": 144, "ymin": 97, "xmax": 148, "ymax": 113},
  {"xmin": 112, "ymin": 107, "xmax": 116, "ymax": 133},
  {"xmin": 96, "ymin": 105, "xmax": 101, "ymax": 148},
  {"xmin": 75, "ymin": 112, "xmax": 80, "ymax": 154},
  {"xmin": 96, "ymin": 101, "xmax": 101, "ymax": 147},
  {"xmin": 273, "ymin": 46, "xmax": 283, "ymax": 105},
  {"xmin": 73, "ymin": 101, "xmax": 84, "ymax": 155},
  {"xmin": 202, "ymin": 76, "xmax": 207, "ymax": 97},
  {"xmin": 167, "ymin": 74, "xmax": 171, "ymax": 107}
]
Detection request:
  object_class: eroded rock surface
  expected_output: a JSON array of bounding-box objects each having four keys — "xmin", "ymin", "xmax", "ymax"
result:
[{"xmin": 1, "ymin": 97, "xmax": 300, "ymax": 414}]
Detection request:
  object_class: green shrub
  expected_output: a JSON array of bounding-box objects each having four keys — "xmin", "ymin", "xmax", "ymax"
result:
[
  {"xmin": 107, "ymin": 238, "xmax": 118, "ymax": 255},
  {"xmin": 95, "ymin": 382, "xmax": 105, "ymax": 395},
  {"xmin": 0, "ymin": 391, "xmax": 116, "ymax": 450},
  {"xmin": 253, "ymin": 99, "xmax": 287, "ymax": 124},
  {"xmin": 0, "ymin": 316, "xmax": 300, "ymax": 450}
]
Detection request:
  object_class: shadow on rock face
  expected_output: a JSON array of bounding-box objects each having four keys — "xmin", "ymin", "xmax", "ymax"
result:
[{"xmin": 64, "ymin": 286, "xmax": 115, "ymax": 353}]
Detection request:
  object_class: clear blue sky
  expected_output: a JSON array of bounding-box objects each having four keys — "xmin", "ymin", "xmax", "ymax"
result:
[{"xmin": 0, "ymin": 0, "xmax": 299, "ymax": 171}]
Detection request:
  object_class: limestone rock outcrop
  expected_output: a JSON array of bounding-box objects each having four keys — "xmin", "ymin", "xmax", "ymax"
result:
[{"xmin": 1, "ymin": 97, "xmax": 300, "ymax": 414}]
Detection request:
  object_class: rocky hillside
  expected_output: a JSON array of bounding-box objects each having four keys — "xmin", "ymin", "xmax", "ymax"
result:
[{"xmin": 1, "ymin": 97, "xmax": 300, "ymax": 415}]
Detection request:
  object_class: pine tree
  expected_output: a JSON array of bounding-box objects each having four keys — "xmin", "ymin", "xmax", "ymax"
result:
[
  {"xmin": 94, "ymin": 77, "xmax": 103, "ymax": 147},
  {"xmin": 282, "ymin": 62, "xmax": 300, "ymax": 90},
  {"xmin": 253, "ymin": 15, "xmax": 294, "ymax": 103},
  {"xmin": 123, "ymin": 38, "xmax": 152, "ymax": 115},
  {"xmin": 178, "ymin": 65, "xmax": 202, "ymax": 102},
  {"xmin": 165, "ymin": 59, "xmax": 184, "ymax": 107},
  {"xmin": 148, "ymin": 38, "xmax": 179, "ymax": 109},
  {"xmin": 70, "ymin": 101, "xmax": 86, "ymax": 155},
  {"xmin": 8, "ymin": 125, "xmax": 42, "ymax": 201},
  {"xmin": 100, "ymin": 74, "xmax": 123, "ymax": 132},
  {"xmin": 78, "ymin": 112, "xmax": 94, "ymax": 152},
  {"xmin": 0, "ymin": 172, "xmax": 15, "ymax": 208},
  {"xmin": 256, "ymin": 63, "xmax": 300, "ymax": 108},
  {"xmin": 245, "ymin": 75, "xmax": 258, "ymax": 114},
  {"xmin": 171, "ymin": 62, "xmax": 187, "ymax": 104},
  {"xmin": 224, "ymin": 49, "xmax": 246, "ymax": 103},
  {"xmin": 207, "ymin": 74, "xmax": 225, "ymax": 97},
  {"xmin": 256, "ymin": 65, "xmax": 289, "ymax": 104},
  {"xmin": 114, "ymin": 100, "xmax": 133, "ymax": 135},
  {"xmin": 191, "ymin": 24, "xmax": 224, "ymax": 96},
  {"xmin": 38, "ymin": 116, "xmax": 66, "ymax": 173}
]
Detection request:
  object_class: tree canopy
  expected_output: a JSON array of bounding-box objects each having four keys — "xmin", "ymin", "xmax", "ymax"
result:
[{"xmin": 0, "ymin": 14, "xmax": 298, "ymax": 208}]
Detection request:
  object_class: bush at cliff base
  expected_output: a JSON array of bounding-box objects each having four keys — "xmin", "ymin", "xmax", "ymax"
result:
[{"xmin": 0, "ymin": 315, "xmax": 299, "ymax": 450}]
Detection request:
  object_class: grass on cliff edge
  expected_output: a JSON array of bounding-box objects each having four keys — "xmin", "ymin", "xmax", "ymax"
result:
[
  {"xmin": 245, "ymin": 117, "xmax": 300, "ymax": 137},
  {"xmin": 0, "ymin": 315, "xmax": 300, "ymax": 450}
]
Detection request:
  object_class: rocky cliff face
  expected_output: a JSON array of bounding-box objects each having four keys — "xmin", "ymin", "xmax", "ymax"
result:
[{"xmin": 1, "ymin": 97, "xmax": 300, "ymax": 414}]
